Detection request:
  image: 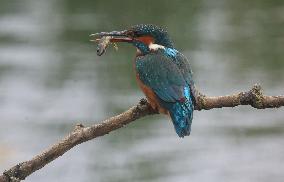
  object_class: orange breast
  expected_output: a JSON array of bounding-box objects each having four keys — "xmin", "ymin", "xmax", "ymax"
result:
[{"xmin": 135, "ymin": 73, "xmax": 168, "ymax": 114}]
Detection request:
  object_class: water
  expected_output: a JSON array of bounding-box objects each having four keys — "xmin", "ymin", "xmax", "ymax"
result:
[{"xmin": 0, "ymin": 0, "xmax": 284, "ymax": 181}]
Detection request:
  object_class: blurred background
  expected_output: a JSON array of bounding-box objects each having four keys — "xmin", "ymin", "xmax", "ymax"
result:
[{"xmin": 0, "ymin": 0, "xmax": 284, "ymax": 181}]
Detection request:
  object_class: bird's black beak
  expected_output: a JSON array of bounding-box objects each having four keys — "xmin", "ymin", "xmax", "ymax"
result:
[{"xmin": 90, "ymin": 30, "xmax": 134, "ymax": 43}]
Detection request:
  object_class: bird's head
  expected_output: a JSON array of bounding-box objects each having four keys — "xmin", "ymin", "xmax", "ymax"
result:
[{"xmin": 92, "ymin": 24, "xmax": 174, "ymax": 55}]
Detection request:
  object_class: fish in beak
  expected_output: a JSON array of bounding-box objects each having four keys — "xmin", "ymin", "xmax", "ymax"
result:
[{"xmin": 90, "ymin": 30, "xmax": 134, "ymax": 56}]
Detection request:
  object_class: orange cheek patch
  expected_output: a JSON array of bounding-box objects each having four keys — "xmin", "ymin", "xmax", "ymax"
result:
[{"xmin": 136, "ymin": 36, "xmax": 154, "ymax": 45}]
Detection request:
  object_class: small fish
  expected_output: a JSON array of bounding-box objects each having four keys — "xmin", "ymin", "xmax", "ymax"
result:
[
  {"xmin": 96, "ymin": 36, "xmax": 112, "ymax": 56},
  {"xmin": 90, "ymin": 35, "xmax": 119, "ymax": 56}
]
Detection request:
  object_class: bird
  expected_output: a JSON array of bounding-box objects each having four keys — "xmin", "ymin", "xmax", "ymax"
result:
[{"xmin": 93, "ymin": 24, "xmax": 196, "ymax": 137}]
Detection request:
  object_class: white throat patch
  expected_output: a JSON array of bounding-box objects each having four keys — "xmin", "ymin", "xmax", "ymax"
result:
[{"xmin": 149, "ymin": 43, "xmax": 165, "ymax": 51}]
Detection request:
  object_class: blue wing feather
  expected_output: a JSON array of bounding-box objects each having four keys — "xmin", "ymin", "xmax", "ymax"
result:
[{"xmin": 136, "ymin": 52, "xmax": 185, "ymax": 102}]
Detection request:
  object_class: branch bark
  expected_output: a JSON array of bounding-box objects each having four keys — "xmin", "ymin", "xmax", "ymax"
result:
[{"xmin": 0, "ymin": 84, "xmax": 283, "ymax": 182}]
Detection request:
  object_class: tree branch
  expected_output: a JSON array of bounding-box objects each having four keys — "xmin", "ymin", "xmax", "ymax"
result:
[
  {"xmin": 0, "ymin": 84, "xmax": 283, "ymax": 182},
  {"xmin": 194, "ymin": 84, "xmax": 284, "ymax": 110}
]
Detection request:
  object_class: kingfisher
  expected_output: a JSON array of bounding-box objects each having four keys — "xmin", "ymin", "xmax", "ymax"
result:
[{"xmin": 93, "ymin": 24, "xmax": 195, "ymax": 137}]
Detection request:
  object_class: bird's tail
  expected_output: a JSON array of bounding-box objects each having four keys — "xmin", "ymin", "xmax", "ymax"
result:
[
  {"xmin": 168, "ymin": 99, "xmax": 193, "ymax": 137},
  {"xmin": 160, "ymin": 86, "xmax": 194, "ymax": 137}
]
